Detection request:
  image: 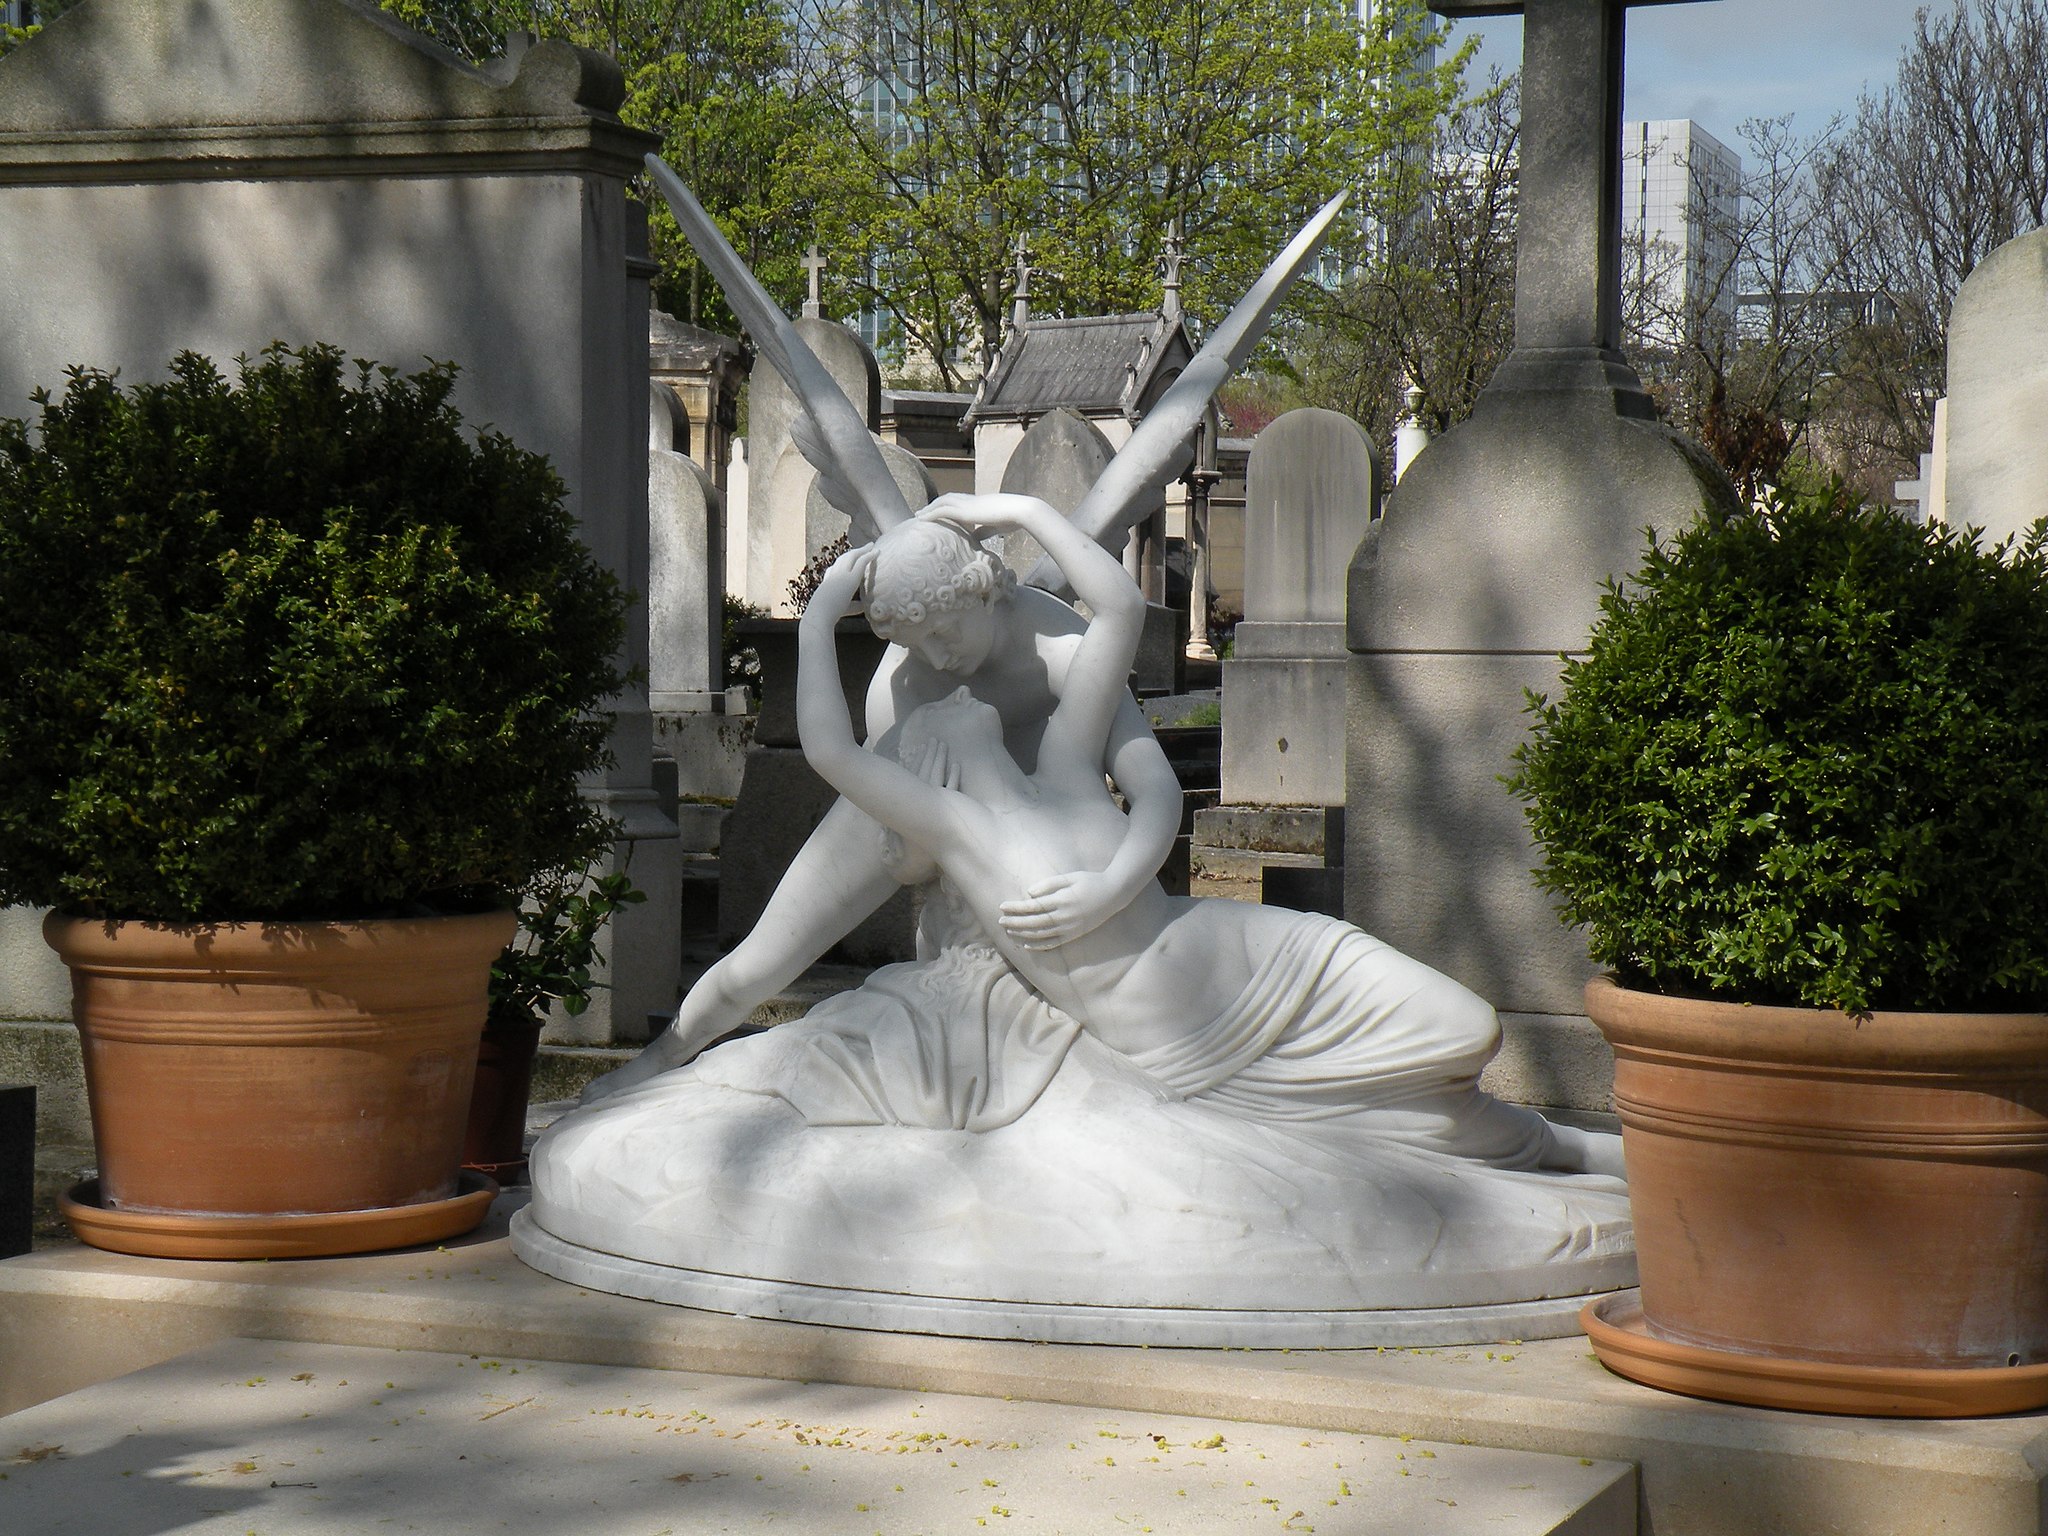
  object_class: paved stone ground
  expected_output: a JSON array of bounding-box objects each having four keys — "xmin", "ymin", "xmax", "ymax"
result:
[{"xmin": 0, "ymin": 1335, "xmax": 1635, "ymax": 1534}]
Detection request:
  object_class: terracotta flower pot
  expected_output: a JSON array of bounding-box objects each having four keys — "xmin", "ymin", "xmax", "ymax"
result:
[
  {"xmin": 1581, "ymin": 975, "xmax": 2048, "ymax": 1415},
  {"xmin": 45, "ymin": 908, "xmax": 515, "ymax": 1259}
]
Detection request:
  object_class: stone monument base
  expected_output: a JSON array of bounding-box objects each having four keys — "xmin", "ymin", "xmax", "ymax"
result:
[{"xmin": 510, "ymin": 1212, "xmax": 1607, "ymax": 1347}]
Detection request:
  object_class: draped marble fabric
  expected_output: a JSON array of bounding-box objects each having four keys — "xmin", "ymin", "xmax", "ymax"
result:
[{"xmin": 526, "ymin": 913, "xmax": 1635, "ymax": 1318}]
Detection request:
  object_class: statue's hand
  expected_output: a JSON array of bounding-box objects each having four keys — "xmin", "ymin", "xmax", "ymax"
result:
[
  {"xmin": 915, "ymin": 491, "xmax": 990, "ymax": 532},
  {"xmin": 809, "ymin": 541, "xmax": 879, "ymax": 619},
  {"xmin": 911, "ymin": 734, "xmax": 962, "ymax": 793},
  {"xmin": 999, "ymin": 869, "xmax": 1122, "ymax": 950},
  {"xmin": 578, "ymin": 1021, "xmax": 716, "ymax": 1104},
  {"xmin": 917, "ymin": 491, "xmax": 1054, "ymax": 535}
]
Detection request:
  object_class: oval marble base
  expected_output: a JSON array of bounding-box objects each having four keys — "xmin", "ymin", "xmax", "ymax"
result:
[
  {"xmin": 63, "ymin": 1173, "xmax": 498, "ymax": 1261},
  {"xmin": 1582, "ymin": 1291, "xmax": 2048, "ymax": 1418},
  {"xmin": 511, "ymin": 1210, "xmax": 1611, "ymax": 1348}
]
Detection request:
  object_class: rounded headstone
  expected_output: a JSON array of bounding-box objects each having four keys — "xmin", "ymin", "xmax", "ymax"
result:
[
  {"xmin": 749, "ymin": 315, "xmax": 883, "ymax": 481},
  {"xmin": 1243, "ymin": 408, "xmax": 1380, "ymax": 627},
  {"xmin": 1946, "ymin": 226, "xmax": 2048, "ymax": 543},
  {"xmin": 998, "ymin": 408, "xmax": 1118, "ymax": 576},
  {"xmin": 650, "ymin": 380, "xmax": 690, "ymax": 456},
  {"xmin": 807, "ymin": 441, "xmax": 938, "ymax": 553}
]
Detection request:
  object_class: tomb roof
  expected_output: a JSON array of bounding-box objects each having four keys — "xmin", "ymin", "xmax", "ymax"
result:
[{"xmin": 965, "ymin": 311, "xmax": 1191, "ymax": 427}]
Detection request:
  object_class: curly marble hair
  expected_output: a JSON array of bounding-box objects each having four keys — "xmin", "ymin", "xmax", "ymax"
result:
[{"xmin": 863, "ymin": 518, "xmax": 1016, "ymax": 636}]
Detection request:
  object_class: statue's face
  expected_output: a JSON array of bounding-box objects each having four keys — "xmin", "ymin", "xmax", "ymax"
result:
[{"xmin": 887, "ymin": 599, "xmax": 998, "ymax": 678}]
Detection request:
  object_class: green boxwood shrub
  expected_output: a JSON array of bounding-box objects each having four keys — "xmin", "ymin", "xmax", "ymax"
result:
[
  {"xmin": 1507, "ymin": 482, "xmax": 2048, "ymax": 1014},
  {"xmin": 0, "ymin": 344, "xmax": 630, "ymax": 922}
]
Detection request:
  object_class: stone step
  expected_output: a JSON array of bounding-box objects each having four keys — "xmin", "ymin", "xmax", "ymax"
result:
[
  {"xmin": 4, "ymin": 1206, "xmax": 2047, "ymax": 1533},
  {"xmin": 0, "ymin": 1335, "xmax": 1633, "ymax": 1535},
  {"xmin": 1194, "ymin": 803, "xmax": 1342, "ymax": 856}
]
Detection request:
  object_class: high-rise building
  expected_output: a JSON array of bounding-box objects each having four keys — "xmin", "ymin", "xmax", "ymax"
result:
[{"xmin": 1621, "ymin": 119, "xmax": 1742, "ymax": 350}]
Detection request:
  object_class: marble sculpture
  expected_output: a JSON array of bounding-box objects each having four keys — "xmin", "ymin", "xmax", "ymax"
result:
[{"xmin": 510, "ymin": 156, "xmax": 1635, "ymax": 1345}]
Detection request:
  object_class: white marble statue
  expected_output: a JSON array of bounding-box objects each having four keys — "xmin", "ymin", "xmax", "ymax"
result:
[
  {"xmin": 508, "ymin": 159, "xmax": 1635, "ymax": 1345},
  {"xmin": 583, "ymin": 511, "xmax": 1184, "ymax": 1101}
]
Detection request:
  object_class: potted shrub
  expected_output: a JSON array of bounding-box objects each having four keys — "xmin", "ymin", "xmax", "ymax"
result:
[
  {"xmin": 1508, "ymin": 479, "xmax": 2048, "ymax": 1417},
  {"xmin": 0, "ymin": 345, "xmax": 628, "ymax": 1259}
]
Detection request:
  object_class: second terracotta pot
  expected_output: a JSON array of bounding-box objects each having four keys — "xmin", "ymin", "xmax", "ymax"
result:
[{"xmin": 1587, "ymin": 976, "xmax": 2048, "ymax": 1409}]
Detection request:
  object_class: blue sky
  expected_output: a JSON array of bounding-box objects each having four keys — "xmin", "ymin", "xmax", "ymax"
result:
[{"xmin": 1444, "ymin": 0, "xmax": 1934, "ymax": 154}]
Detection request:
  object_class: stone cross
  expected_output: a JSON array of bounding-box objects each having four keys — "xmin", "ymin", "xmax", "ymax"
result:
[
  {"xmin": 1429, "ymin": 0, "xmax": 1717, "ymax": 410},
  {"xmin": 800, "ymin": 244, "xmax": 827, "ymax": 319}
]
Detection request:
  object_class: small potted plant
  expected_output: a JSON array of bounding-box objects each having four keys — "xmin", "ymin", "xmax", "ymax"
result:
[
  {"xmin": 1509, "ymin": 477, "xmax": 2048, "ymax": 1417},
  {"xmin": 467, "ymin": 863, "xmax": 644, "ymax": 1183},
  {"xmin": 0, "ymin": 344, "xmax": 628, "ymax": 1259}
]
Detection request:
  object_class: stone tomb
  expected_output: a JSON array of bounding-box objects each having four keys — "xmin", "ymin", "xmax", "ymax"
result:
[
  {"xmin": 0, "ymin": 0, "xmax": 681, "ymax": 1044},
  {"xmin": 1349, "ymin": 0, "xmax": 1738, "ymax": 1120}
]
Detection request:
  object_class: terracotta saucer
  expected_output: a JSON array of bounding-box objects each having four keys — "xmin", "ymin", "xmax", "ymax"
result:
[
  {"xmin": 61, "ymin": 1171, "xmax": 499, "ymax": 1261},
  {"xmin": 1582, "ymin": 1290, "xmax": 2048, "ymax": 1418}
]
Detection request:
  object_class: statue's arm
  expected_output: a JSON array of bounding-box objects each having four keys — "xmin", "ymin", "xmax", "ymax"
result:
[
  {"xmin": 797, "ymin": 547, "xmax": 960, "ymax": 845},
  {"xmin": 996, "ymin": 671, "xmax": 1181, "ymax": 950},
  {"xmin": 858, "ymin": 655, "xmax": 941, "ymax": 886},
  {"xmin": 1100, "ymin": 693, "xmax": 1183, "ymax": 896}
]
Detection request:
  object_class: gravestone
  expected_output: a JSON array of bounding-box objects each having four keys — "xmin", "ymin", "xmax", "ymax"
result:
[
  {"xmin": 805, "ymin": 440, "xmax": 940, "ymax": 559},
  {"xmin": 0, "ymin": 0, "xmax": 681, "ymax": 1045},
  {"xmin": 647, "ymin": 365, "xmax": 747, "ymax": 807},
  {"xmin": 1893, "ymin": 396, "xmax": 1947, "ymax": 525},
  {"xmin": 647, "ymin": 383, "xmax": 724, "ymax": 715},
  {"xmin": 1944, "ymin": 230, "xmax": 2048, "ymax": 541},
  {"xmin": 1224, "ymin": 409, "xmax": 1380, "ymax": 808},
  {"xmin": 1348, "ymin": 0, "xmax": 1738, "ymax": 1119},
  {"xmin": 998, "ymin": 408, "xmax": 1118, "ymax": 577}
]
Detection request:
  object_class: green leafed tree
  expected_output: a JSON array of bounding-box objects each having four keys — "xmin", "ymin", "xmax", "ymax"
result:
[
  {"xmin": 0, "ymin": 0, "xmax": 84, "ymax": 59},
  {"xmin": 797, "ymin": 0, "xmax": 1463, "ymax": 386}
]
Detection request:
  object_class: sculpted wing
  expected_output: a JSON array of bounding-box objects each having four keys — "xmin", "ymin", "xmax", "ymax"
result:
[
  {"xmin": 1028, "ymin": 191, "xmax": 1350, "ymax": 590},
  {"xmin": 644, "ymin": 154, "xmax": 914, "ymax": 534},
  {"xmin": 788, "ymin": 408, "xmax": 885, "ymax": 546}
]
